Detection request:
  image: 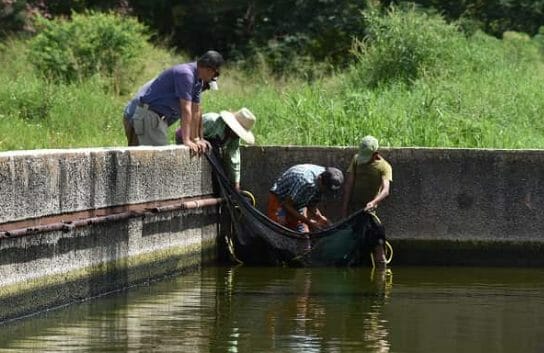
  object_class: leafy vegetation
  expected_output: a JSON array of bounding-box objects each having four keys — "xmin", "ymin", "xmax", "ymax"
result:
[
  {"xmin": 29, "ymin": 11, "xmax": 150, "ymax": 94},
  {"xmin": 2, "ymin": 0, "xmax": 544, "ymax": 76},
  {"xmin": 1, "ymin": 6, "xmax": 544, "ymax": 151},
  {"xmin": 352, "ymin": 5, "xmax": 464, "ymax": 87}
]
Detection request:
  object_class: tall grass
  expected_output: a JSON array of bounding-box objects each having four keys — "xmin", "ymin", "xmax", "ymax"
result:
[
  {"xmin": 1, "ymin": 7, "xmax": 544, "ymax": 151},
  {"xmin": 0, "ymin": 38, "xmax": 182, "ymax": 150},
  {"xmin": 216, "ymin": 8, "xmax": 544, "ymax": 149},
  {"xmin": 208, "ymin": 29, "xmax": 544, "ymax": 149}
]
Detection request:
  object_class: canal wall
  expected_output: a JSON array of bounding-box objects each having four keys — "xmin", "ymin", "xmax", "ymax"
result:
[
  {"xmin": 241, "ymin": 146, "xmax": 544, "ymax": 267},
  {"xmin": 0, "ymin": 146, "xmax": 219, "ymax": 322},
  {"xmin": 1, "ymin": 145, "xmax": 544, "ymax": 321},
  {"xmin": 0, "ymin": 147, "xmax": 214, "ymax": 223}
]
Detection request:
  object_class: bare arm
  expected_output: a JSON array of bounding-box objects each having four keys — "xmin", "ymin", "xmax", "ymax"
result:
[
  {"xmin": 364, "ymin": 177, "xmax": 390, "ymax": 211},
  {"xmin": 307, "ymin": 206, "xmax": 330, "ymax": 227},
  {"xmin": 282, "ymin": 198, "xmax": 321, "ymax": 230},
  {"xmin": 179, "ymin": 99, "xmax": 199, "ymax": 153},
  {"xmin": 190, "ymin": 103, "xmax": 201, "ymax": 139},
  {"xmin": 282, "ymin": 197, "xmax": 311, "ymax": 225},
  {"xmin": 341, "ymin": 172, "xmax": 354, "ymax": 218},
  {"xmin": 191, "ymin": 103, "xmax": 210, "ymax": 152}
]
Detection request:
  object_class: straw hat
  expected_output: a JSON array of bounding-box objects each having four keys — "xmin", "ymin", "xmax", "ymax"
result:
[{"xmin": 220, "ymin": 108, "xmax": 256, "ymax": 145}]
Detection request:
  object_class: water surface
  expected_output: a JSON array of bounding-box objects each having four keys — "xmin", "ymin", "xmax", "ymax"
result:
[{"xmin": 0, "ymin": 266, "xmax": 543, "ymax": 353}]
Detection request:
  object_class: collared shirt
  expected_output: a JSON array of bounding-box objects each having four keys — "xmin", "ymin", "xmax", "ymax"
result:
[
  {"xmin": 136, "ymin": 62, "xmax": 202, "ymax": 125},
  {"xmin": 270, "ymin": 164, "xmax": 324, "ymax": 210},
  {"xmin": 123, "ymin": 79, "xmax": 153, "ymax": 121},
  {"xmin": 202, "ymin": 113, "xmax": 241, "ymax": 184}
]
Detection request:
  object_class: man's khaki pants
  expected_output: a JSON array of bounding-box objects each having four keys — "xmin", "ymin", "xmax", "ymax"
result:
[{"xmin": 126, "ymin": 106, "xmax": 169, "ymax": 146}]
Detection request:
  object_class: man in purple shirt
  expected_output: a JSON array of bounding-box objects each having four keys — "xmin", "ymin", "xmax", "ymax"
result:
[{"xmin": 123, "ymin": 50, "xmax": 224, "ymax": 153}]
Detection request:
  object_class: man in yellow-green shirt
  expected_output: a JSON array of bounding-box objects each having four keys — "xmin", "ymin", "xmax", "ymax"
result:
[{"xmin": 341, "ymin": 135, "xmax": 392, "ymax": 264}]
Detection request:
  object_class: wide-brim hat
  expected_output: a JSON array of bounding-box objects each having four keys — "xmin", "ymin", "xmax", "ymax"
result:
[{"xmin": 220, "ymin": 108, "xmax": 256, "ymax": 145}]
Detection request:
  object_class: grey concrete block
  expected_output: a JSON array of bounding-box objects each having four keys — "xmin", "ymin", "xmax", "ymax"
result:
[
  {"xmin": 0, "ymin": 146, "xmax": 214, "ymax": 223},
  {"xmin": 0, "ymin": 206, "xmax": 218, "ymax": 321},
  {"xmin": 241, "ymin": 146, "xmax": 544, "ymax": 243}
]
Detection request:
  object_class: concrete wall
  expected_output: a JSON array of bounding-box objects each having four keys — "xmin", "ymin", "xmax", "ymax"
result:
[
  {"xmin": 0, "ymin": 207, "xmax": 217, "ymax": 321},
  {"xmin": 241, "ymin": 146, "xmax": 544, "ymax": 266},
  {"xmin": 0, "ymin": 146, "xmax": 213, "ymax": 223},
  {"xmin": 2, "ymin": 145, "xmax": 544, "ymax": 321},
  {"xmin": 0, "ymin": 146, "xmax": 219, "ymax": 321}
]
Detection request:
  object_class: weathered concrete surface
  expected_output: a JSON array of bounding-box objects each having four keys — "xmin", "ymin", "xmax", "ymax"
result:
[
  {"xmin": 2, "ymin": 144, "xmax": 544, "ymax": 321},
  {"xmin": 0, "ymin": 146, "xmax": 219, "ymax": 322},
  {"xmin": 0, "ymin": 146, "xmax": 213, "ymax": 224},
  {"xmin": 0, "ymin": 206, "xmax": 218, "ymax": 322},
  {"xmin": 241, "ymin": 146, "xmax": 544, "ymax": 264}
]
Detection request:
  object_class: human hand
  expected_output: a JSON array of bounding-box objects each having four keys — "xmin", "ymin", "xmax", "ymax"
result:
[
  {"xmin": 311, "ymin": 215, "xmax": 330, "ymax": 227},
  {"xmin": 364, "ymin": 201, "xmax": 377, "ymax": 212},
  {"xmin": 183, "ymin": 140, "xmax": 200, "ymax": 155},
  {"xmin": 196, "ymin": 138, "xmax": 211, "ymax": 153},
  {"xmin": 307, "ymin": 219, "xmax": 323, "ymax": 231},
  {"xmin": 319, "ymin": 216, "xmax": 331, "ymax": 226}
]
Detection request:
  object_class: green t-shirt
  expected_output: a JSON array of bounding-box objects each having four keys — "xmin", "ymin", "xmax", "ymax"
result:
[
  {"xmin": 203, "ymin": 113, "xmax": 241, "ymax": 184},
  {"xmin": 346, "ymin": 154, "xmax": 393, "ymax": 213}
]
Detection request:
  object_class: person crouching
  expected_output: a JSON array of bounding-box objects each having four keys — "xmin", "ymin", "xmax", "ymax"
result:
[
  {"xmin": 267, "ymin": 165, "xmax": 344, "ymax": 233},
  {"xmin": 176, "ymin": 108, "xmax": 256, "ymax": 191}
]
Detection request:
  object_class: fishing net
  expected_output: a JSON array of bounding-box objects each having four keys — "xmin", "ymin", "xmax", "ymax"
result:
[{"xmin": 206, "ymin": 152, "xmax": 386, "ymax": 267}]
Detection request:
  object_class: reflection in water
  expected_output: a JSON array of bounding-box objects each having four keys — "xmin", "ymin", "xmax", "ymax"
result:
[
  {"xmin": 212, "ymin": 266, "xmax": 393, "ymax": 353},
  {"xmin": 365, "ymin": 268, "xmax": 393, "ymax": 353},
  {"xmin": 0, "ymin": 272, "xmax": 215, "ymax": 353},
  {"xmin": 1, "ymin": 266, "xmax": 544, "ymax": 353}
]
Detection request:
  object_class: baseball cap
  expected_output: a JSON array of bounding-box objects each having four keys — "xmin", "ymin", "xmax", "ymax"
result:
[
  {"xmin": 321, "ymin": 167, "xmax": 344, "ymax": 196},
  {"xmin": 197, "ymin": 50, "xmax": 224, "ymax": 70},
  {"xmin": 357, "ymin": 135, "xmax": 379, "ymax": 164}
]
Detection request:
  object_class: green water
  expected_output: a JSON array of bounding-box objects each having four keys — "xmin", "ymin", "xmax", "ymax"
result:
[{"xmin": 0, "ymin": 266, "xmax": 543, "ymax": 353}]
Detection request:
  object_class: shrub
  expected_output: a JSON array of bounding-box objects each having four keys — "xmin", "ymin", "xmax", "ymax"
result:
[
  {"xmin": 351, "ymin": 4, "xmax": 464, "ymax": 87},
  {"xmin": 28, "ymin": 11, "xmax": 150, "ymax": 94}
]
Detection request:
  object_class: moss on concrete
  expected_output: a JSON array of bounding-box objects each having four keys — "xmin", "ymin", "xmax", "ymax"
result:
[{"xmin": 0, "ymin": 241, "xmax": 216, "ymax": 322}]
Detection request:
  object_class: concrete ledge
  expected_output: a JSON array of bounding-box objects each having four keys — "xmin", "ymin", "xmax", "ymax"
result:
[
  {"xmin": 2, "ymin": 144, "xmax": 544, "ymax": 321},
  {"xmin": 0, "ymin": 146, "xmax": 213, "ymax": 224}
]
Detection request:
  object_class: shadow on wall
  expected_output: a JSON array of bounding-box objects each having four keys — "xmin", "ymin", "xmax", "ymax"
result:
[{"xmin": 241, "ymin": 145, "xmax": 544, "ymax": 242}]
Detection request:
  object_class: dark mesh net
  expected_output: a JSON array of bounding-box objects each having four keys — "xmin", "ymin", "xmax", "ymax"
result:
[{"xmin": 207, "ymin": 153, "xmax": 385, "ymax": 267}]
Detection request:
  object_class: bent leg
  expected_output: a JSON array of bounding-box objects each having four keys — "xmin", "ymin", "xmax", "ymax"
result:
[
  {"xmin": 123, "ymin": 117, "xmax": 139, "ymax": 146},
  {"xmin": 133, "ymin": 107, "xmax": 168, "ymax": 146},
  {"xmin": 267, "ymin": 193, "xmax": 306, "ymax": 232}
]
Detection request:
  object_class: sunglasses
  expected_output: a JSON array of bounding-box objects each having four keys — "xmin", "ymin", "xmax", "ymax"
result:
[{"xmin": 210, "ymin": 66, "xmax": 220, "ymax": 78}]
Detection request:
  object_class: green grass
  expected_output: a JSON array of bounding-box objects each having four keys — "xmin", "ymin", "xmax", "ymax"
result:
[
  {"xmin": 0, "ymin": 39, "xmax": 183, "ymax": 150},
  {"xmin": 1, "ymin": 9, "xmax": 544, "ymax": 151}
]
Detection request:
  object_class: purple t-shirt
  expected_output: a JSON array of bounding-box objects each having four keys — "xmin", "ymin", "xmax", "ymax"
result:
[{"xmin": 140, "ymin": 62, "xmax": 202, "ymax": 125}]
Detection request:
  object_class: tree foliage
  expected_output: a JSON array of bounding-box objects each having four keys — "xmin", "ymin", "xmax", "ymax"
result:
[
  {"xmin": 28, "ymin": 11, "xmax": 149, "ymax": 93},
  {"xmin": 384, "ymin": 0, "xmax": 544, "ymax": 37},
  {"xmin": 124, "ymin": 0, "xmax": 369, "ymax": 74},
  {"xmin": 352, "ymin": 5, "xmax": 463, "ymax": 87},
  {"xmin": 2, "ymin": 0, "xmax": 544, "ymax": 76}
]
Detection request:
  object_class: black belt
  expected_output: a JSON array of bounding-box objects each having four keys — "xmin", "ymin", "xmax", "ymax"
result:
[{"xmin": 138, "ymin": 102, "xmax": 166, "ymax": 121}]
